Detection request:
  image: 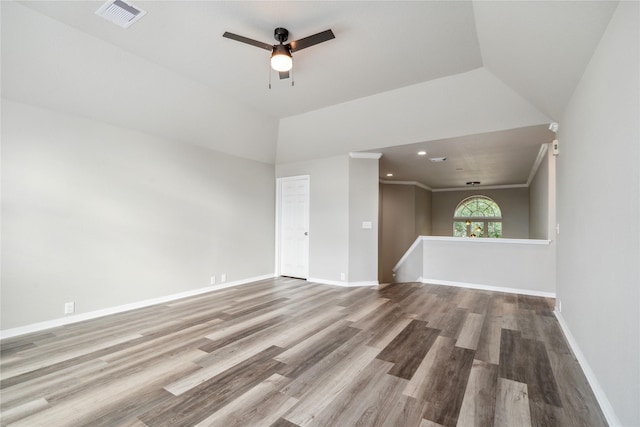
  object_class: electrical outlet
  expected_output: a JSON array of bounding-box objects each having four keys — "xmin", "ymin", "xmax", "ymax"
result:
[
  {"xmin": 340, "ymin": 272, "xmax": 346, "ymax": 281},
  {"xmin": 64, "ymin": 302, "xmax": 75, "ymax": 315},
  {"xmin": 220, "ymin": 273, "xmax": 226, "ymax": 283},
  {"xmin": 210, "ymin": 275, "xmax": 216, "ymax": 285},
  {"xmin": 558, "ymin": 300, "xmax": 562, "ymax": 313}
]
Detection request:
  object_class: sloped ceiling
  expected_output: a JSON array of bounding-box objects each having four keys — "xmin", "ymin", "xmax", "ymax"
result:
[
  {"xmin": 474, "ymin": 1, "xmax": 618, "ymax": 120},
  {"xmin": 1, "ymin": 1, "xmax": 618, "ymax": 180}
]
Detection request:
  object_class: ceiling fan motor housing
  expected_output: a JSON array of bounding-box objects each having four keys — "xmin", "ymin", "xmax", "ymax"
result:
[
  {"xmin": 274, "ymin": 27, "xmax": 289, "ymax": 43},
  {"xmin": 272, "ymin": 44, "xmax": 292, "ymax": 57}
]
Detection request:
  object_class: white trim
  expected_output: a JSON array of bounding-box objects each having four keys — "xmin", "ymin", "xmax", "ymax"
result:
[
  {"xmin": 0, "ymin": 274, "xmax": 275, "ymax": 340},
  {"xmin": 379, "ymin": 180, "xmax": 433, "ymax": 191},
  {"xmin": 346, "ymin": 280, "xmax": 379, "ymax": 287},
  {"xmin": 392, "ymin": 235, "xmax": 424, "ymax": 272},
  {"xmin": 392, "ymin": 274, "xmax": 424, "ymax": 283},
  {"xmin": 554, "ymin": 311, "xmax": 620, "ymax": 427},
  {"xmin": 350, "ymin": 152, "xmax": 382, "ymax": 159},
  {"xmin": 421, "ymin": 278, "xmax": 556, "ymax": 298},
  {"xmin": 432, "ymin": 183, "xmax": 528, "ymax": 192},
  {"xmin": 526, "ymin": 144, "xmax": 549, "ymax": 186},
  {"xmin": 307, "ymin": 277, "xmax": 378, "ymax": 287},
  {"xmin": 420, "ymin": 235, "xmax": 551, "ymax": 245}
]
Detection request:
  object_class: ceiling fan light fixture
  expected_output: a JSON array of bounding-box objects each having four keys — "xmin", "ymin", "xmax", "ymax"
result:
[{"xmin": 271, "ymin": 45, "xmax": 292, "ymax": 72}]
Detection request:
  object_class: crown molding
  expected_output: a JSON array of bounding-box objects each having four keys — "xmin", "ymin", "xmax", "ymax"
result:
[
  {"xmin": 431, "ymin": 183, "xmax": 528, "ymax": 192},
  {"xmin": 350, "ymin": 152, "xmax": 382, "ymax": 159},
  {"xmin": 527, "ymin": 143, "xmax": 549, "ymax": 186},
  {"xmin": 380, "ymin": 180, "xmax": 433, "ymax": 191}
]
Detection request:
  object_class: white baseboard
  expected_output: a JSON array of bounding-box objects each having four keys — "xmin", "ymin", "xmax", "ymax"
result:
[
  {"xmin": 0, "ymin": 274, "xmax": 275, "ymax": 340},
  {"xmin": 420, "ymin": 278, "xmax": 556, "ymax": 299},
  {"xmin": 554, "ymin": 310, "xmax": 620, "ymax": 427},
  {"xmin": 306, "ymin": 277, "xmax": 378, "ymax": 287},
  {"xmin": 345, "ymin": 280, "xmax": 379, "ymax": 287}
]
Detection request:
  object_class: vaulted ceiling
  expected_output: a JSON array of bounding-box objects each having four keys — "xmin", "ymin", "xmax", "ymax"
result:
[{"xmin": 1, "ymin": 1, "xmax": 618, "ymax": 185}]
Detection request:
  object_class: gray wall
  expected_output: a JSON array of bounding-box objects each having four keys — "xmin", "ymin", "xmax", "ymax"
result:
[
  {"xmin": 1, "ymin": 100, "xmax": 276, "ymax": 330},
  {"xmin": 379, "ymin": 184, "xmax": 432, "ymax": 283},
  {"xmin": 557, "ymin": 2, "xmax": 639, "ymax": 425},
  {"xmin": 348, "ymin": 157, "xmax": 379, "ymax": 283},
  {"xmin": 276, "ymin": 155, "xmax": 380, "ymax": 285},
  {"xmin": 529, "ymin": 147, "xmax": 550, "ymax": 239},
  {"xmin": 431, "ymin": 188, "xmax": 529, "ymax": 238},
  {"xmin": 415, "ymin": 185, "xmax": 432, "ymax": 236},
  {"xmin": 276, "ymin": 156, "xmax": 350, "ymax": 283},
  {"xmin": 420, "ymin": 238, "xmax": 555, "ymax": 295}
]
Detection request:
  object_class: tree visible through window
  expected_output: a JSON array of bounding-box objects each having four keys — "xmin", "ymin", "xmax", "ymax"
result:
[{"xmin": 453, "ymin": 196, "xmax": 502, "ymax": 238}]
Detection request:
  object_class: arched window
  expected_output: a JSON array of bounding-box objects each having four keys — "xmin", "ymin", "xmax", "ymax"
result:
[{"xmin": 453, "ymin": 196, "xmax": 503, "ymax": 238}]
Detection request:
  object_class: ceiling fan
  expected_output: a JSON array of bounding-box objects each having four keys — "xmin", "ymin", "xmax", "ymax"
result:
[{"xmin": 222, "ymin": 27, "xmax": 335, "ymax": 80}]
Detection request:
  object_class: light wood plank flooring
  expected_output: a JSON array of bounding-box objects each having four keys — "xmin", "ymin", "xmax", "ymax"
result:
[{"xmin": 0, "ymin": 278, "xmax": 607, "ymax": 426}]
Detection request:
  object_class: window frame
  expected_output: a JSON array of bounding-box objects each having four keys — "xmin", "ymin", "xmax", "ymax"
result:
[{"xmin": 453, "ymin": 195, "xmax": 503, "ymax": 238}]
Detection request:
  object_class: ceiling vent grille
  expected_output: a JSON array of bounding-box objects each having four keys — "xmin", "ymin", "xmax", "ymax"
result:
[{"xmin": 96, "ymin": 0, "xmax": 146, "ymax": 28}]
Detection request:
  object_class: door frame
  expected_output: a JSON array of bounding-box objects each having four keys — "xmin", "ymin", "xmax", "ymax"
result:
[{"xmin": 275, "ymin": 175, "xmax": 310, "ymax": 278}]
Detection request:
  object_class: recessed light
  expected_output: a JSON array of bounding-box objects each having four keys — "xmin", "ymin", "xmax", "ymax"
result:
[
  {"xmin": 386, "ymin": 173, "xmax": 393, "ymax": 177},
  {"xmin": 429, "ymin": 157, "xmax": 447, "ymax": 163},
  {"xmin": 417, "ymin": 151, "xmax": 427, "ymax": 156}
]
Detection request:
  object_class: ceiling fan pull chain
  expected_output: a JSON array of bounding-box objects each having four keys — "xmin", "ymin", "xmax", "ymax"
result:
[
  {"xmin": 291, "ymin": 63, "xmax": 294, "ymax": 87},
  {"xmin": 268, "ymin": 61, "xmax": 272, "ymax": 89}
]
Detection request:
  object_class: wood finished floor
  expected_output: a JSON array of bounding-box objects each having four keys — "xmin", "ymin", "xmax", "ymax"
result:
[{"xmin": 0, "ymin": 278, "xmax": 607, "ymax": 427}]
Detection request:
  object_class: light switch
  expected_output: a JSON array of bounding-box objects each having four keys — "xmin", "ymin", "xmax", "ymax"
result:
[{"xmin": 362, "ymin": 221, "xmax": 372, "ymax": 229}]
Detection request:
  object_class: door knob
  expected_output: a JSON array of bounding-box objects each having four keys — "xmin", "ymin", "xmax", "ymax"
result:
[{"xmin": 304, "ymin": 232, "xmax": 308, "ymax": 236}]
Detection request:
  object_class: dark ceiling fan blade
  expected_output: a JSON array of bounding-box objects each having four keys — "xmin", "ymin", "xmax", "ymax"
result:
[
  {"xmin": 222, "ymin": 32, "xmax": 273, "ymax": 51},
  {"xmin": 279, "ymin": 71, "xmax": 290, "ymax": 80},
  {"xmin": 289, "ymin": 29, "xmax": 335, "ymax": 53}
]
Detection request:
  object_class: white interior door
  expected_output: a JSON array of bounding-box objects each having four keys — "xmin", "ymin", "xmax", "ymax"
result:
[{"xmin": 277, "ymin": 176, "xmax": 309, "ymax": 279}]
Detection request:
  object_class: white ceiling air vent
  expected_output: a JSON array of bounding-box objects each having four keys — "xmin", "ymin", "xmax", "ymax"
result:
[{"xmin": 96, "ymin": 0, "xmax": 146, "ymax": 29}]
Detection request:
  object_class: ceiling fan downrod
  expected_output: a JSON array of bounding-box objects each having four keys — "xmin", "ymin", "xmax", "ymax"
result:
[{"xmin": 274, "ymin": 27, "xmax": 289, "ymax": 44}]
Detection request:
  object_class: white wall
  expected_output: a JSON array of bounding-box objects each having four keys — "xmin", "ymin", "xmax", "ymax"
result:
[
  {"xmin": 556, "ymin": 2, "xmax": 639, "ymax": 425},
  {"xmin": 393, "ymin": 238, "xmax": 423, "ymax": 284},
  {"xmin": 276, "ymin": 156, "xmax": 350, "ymax": 284},
  {"xmin": 393, "ymin": 236, "xmax": 554, "ymax": 296},
  {"xmin": 420, "ymin": 237, "xmax": 554, "ymax": 296},
  {"xmin": 276, "ymin": 155, "xmax": 380, "ymax": 285},
  {"xmin": 529, "ymin": 146, "xmax": 550, "ymax": 239},
  {"xmin": 1, "ymin": 100, "xmax": 276, "ymax": 330}
]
